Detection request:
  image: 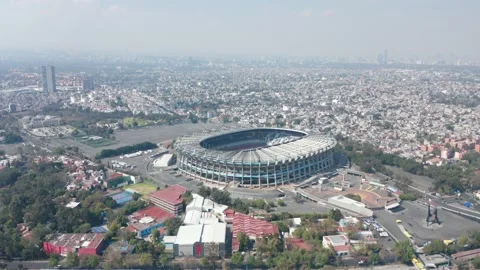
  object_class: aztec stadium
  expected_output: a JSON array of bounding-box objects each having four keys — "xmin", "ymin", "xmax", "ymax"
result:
[{"xmin": 174, "ymin": 127, "xmax": 336, "ymax": 187}]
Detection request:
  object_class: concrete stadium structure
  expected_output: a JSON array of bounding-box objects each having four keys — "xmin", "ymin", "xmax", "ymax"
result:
[{"xmin": 175, "ymin": 127, "xmax": 336, "ymax": 187}]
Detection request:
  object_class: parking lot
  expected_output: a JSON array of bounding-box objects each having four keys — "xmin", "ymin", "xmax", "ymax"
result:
[{"xmin": 375, "ymin": 200, "xmax": 480, "ymax": 247}]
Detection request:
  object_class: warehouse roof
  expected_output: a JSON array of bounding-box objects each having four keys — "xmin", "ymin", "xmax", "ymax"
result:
[
  {"xmin": 174, "ymin": 224, "xmax": 203, "ymax": 245},
  {"xmin": 201, "ymin": 223, "xmax": 226, "ymax": 244}
]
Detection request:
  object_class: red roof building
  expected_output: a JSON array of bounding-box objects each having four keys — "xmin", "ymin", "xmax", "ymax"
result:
[
  {"xmin": 452, "ymin": 248, "xmax": 480, "ymax": 262},
  {"xmin": 43, "ymin": 233, "xmax": 105, "ymax": 256},
  {"xmin": 127, "ymin": 205, "xmax": 174, "ymax": 238},
  {"xmin": 231, "ymin": 212, "xmax": 279, "ymax": 252},
  {"xmin": 149, "ymin": 185, "xmax": 187, "ymax": 215}
]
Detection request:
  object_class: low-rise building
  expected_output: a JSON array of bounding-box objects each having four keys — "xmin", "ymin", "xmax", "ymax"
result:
[
  {"xmin": 149, "ymin": 185, "xmax": 187, "ymax": 215},
  {"xmin": 231, "ymin": 212, "xmax": 279, "ymax": 252},
  {"xmin": 173, "ymin": 223, "xmax": 227, "ymax": 258},
  {"xmin": 43, "ymin": 233, "xmax": 105, "ymax": 256},
  {"xmin": 183, "ymin": 194, "xmax": 228, "ymax": 225},
  {"xmin": 126, "ymin": 205, "xmax": 174, "ymax": 238},
  {"xmin": 323, "ymin": 235, "xmax": 351, "ymax": 256},
  {"xmin": 104, "ymin": 172, "xmax": 134, "ymax": 189}
]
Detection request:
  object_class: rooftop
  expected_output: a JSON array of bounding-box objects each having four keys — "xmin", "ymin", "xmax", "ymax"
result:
[
  {"xmin": 109, "ymin": 172, "xmax": 124, "ymax": 180},
  {"xmin": 45, "ymin": 233, "xmax": 104, "ymax": 250},
  {"xmin": 232, "ymin": 212, "xmax": 279, "ymax": 238},
  {"xmin": 174, "ymin": 224, "xmax": 203, "ymax": 245},
  {"xmin": 175, "ymin": 127, "xmax": 336, "ymax": 164},
  {"xmin": 128, "ymin": 206, "xmax": 174, "ymax": 231},
  {"xmin": 324, "ymin": 235, "xmax": 349, "ymax": 245},
  {"xmin": 150, "ymin": 185, "xmax": 187, "ymax": 205},
  {"xmin": 201, "ymin": 223, "xmax": 226, "ymax": 244}
]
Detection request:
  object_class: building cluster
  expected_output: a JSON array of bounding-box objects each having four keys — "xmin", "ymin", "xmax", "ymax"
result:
[
  {"xmin": 421, "ymin": 137, "xmax": 480, "ymax": 166},
  {"xmin": 19, "ymin": 115, "xmax": 62, "ymax": 129},
  {"xmin": 2, "ymin": 64, "xmax": 480, "ymax": 162},
  {"xmin": 66, "ymin": 67, "xmax": 480, "ymax": 161},
  {"xmin": 32, "ymin": 154, "xmax": 139, "ymax": 191}
]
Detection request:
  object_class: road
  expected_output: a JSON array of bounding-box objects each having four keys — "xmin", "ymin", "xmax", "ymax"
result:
[
  {"xmin": 374, "ymin": 209, "xmax": 409, "ymax": 243},
  {"xmin": 2, "ymin": 260, "xmax": 50, "ymax": 270}
]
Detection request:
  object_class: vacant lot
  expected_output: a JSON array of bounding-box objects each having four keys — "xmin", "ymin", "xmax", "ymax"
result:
[
  {"xmin": 386, "ymin": 165, "xmax": 435, "ymax": 191},
  {"xmin": 74, "ymin": 136, "xmax": 116, "ymax": 148},
  {"xmin": 42, "ymin": 123, "xmax": 226, "ymax": 158},
  {"xmin": 125, "ymin": 182, "xmax": 158, "ymax": 196}
]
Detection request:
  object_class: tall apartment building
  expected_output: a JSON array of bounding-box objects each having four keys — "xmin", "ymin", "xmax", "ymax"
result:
[
  {"xmin": 82, "ymin": 79, "xmax": 94, "ymax": 91},
  {"xmin": 41, "ymin": 65, "xmax": 56, "ymax": 93}
]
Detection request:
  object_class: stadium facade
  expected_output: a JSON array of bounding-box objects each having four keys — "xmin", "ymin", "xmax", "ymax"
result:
[{"xmin": 175, "ymin": 127, "xmax": 336, "ymax": 187}]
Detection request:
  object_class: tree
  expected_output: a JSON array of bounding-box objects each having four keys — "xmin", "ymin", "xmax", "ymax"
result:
[
  {"xmin": 151, "ymin": 230, "xmax": 161, "ymax": 244},
  {"xmin": 277, "ymin": 199, "xmax": 286, "ymax": 207},
  {"xmin": 49, "ymin": 254, "xmax": 59, "ymax": 267},
  {"xmin": 328, "ymin": 208, "xmax": 343, "ymax": 222},
  {"xmin": 200, "ymin": 257, "xmax": 210, "ymax": 268},
  {"xmin": 246, "ymin": 255, "xmax": 255, "ymax": 267},
  {"xmin": 231, "ymin": 252, "xmax": 244, "ymax": 266},
  {"xmin": 65, "ymin": 252, "xmax": 79, "ymax": 268},
  {"xmin": 394, "ymin": 240, "xmax": 415, "ymax": 263},
  {"xmin": 472, "ymin": 257, "xmax": 480, "ymax": 269},
  {"xmin": 132, "ymin": 192, "xmax": 141, "ymax": 201},
  {"xmin": 53, "ymin": 147, "xmax": 66, "ymax": 155},
  {"xmin": 237, "ymin": 232, "xmax": 250, "ymax": 252},
  {"xmin": 2, "ymin": 132, "xmax": 23, "ymax": 144},
  {"xmin": 423, "ymin": 239, "xmax": 446, "ymax": 255},
  {"xmin": 222, "ymin": 260, "xmax": 230, "ymax": 270},
  {"xmin": 164, "ymin": 217, "xmax": 183, "ymax": 235},
  {"xmin": 75, "ymin": 223, "xmax": 91, "ymax": 233},
  {"xmin": 139, "ymin": 253, "xmax": 153, "ymax": 266},
  {"xmin": 369, "ymin": 253, "xmax": 381, "ymax": 265},
  {"xmin": 81, "ymin": 256, "xmax": 100, "ymax": 268},
  {"xmin": 345, "ymin": 193, "xmax": 362, "ymax": 202},
  {"xmin": 275, "ymin": 221, "xmax": 289, "ymax": 233},
  {"xmin": 294, "ymin": 193, "xmax": 303, "ymax": 203}
]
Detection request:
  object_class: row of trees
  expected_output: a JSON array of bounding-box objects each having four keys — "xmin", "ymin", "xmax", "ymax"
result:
[
  {"xmin": 97, "ymin": 141, "xmax": 157, "ymax": 158},
  {"xmin": 1, "ymin": 132, "xmax": 23, "ymax": 144}
]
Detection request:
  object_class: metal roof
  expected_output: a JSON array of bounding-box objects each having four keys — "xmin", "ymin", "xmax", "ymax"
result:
[{"xmin": 175, "ymin": 127, "xmax": 336, "ymax": 164}]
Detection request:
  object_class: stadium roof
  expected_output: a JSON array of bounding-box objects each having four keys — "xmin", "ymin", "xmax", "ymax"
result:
[{"xmin": 175, "ymin": 127, "xmax": 336, "ymax": 164}]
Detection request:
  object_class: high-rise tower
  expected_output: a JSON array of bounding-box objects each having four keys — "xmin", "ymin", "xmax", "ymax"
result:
[{"xmin": 41, "ymin": 65, "xmax": 56, "ymax": 93}]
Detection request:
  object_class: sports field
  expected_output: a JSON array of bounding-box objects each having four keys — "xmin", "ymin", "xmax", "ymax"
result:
[
  {"xmin": 125, "ymin": 182, "xmax": 158, "ymax": 196},
  {"xmin": 74, "ymin": 135, "xmax": 116, "ymax": 148},
  {"xmin": 122, "ymin": 117, "xmax": 151, "ymax": 128}
]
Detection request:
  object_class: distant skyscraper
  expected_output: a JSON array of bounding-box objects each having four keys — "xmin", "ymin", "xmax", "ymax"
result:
[
  {"xmin": 8, "ymin": 104, "xmax": 16, "ymax": 113},
  {"xmin": 41, "ymin": 65, "xmax": 56, "ymax": 93},
  {"xmin": 377, "ymin": 49, "xmax": 389, "ymax": 65},
  {"xmin": 384, "ymin": 49, "xmax": 388, "ymax": 65},
  {"xmin": 377, "ymin": 54, "xmax": 384, "ymax": 65},
  {"xmin": 82, "ymin": 78, "xmax": 94, "ymax": 91}
]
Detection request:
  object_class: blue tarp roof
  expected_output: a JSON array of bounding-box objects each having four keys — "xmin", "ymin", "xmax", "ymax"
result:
[
  {"xmin": 91, "ymin": 226, "xmax": 109, "ymax": 233},
  {"xmin": 108, "ymin": 190, "xmax": 134, "ymax": 205}
]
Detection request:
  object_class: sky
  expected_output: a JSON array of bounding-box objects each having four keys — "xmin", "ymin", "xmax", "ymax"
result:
[{"xmin": 0, "ymin": 0, "xmax": 479, "ymax": 58}]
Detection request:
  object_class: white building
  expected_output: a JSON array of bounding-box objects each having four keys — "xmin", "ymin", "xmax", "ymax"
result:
[{"xmin": 173, "ymin": 223, "xmax": 227, "ymax": 258}]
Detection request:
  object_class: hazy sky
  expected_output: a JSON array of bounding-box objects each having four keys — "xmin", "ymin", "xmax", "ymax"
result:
[{"xmin": 1, "ymin": 0, "xmax": 479, "ymax": 58}]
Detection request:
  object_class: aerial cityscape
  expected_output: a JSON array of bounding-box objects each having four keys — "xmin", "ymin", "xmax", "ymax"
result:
[{"xmin": 1, "ymin": 0, "xmax": 480, "ymax": 270}]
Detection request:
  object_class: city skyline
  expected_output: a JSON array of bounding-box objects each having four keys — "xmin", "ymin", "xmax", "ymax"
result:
[{"xmin": 0, "ymin": 0, "xmax": 479, "ymax": 59}]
